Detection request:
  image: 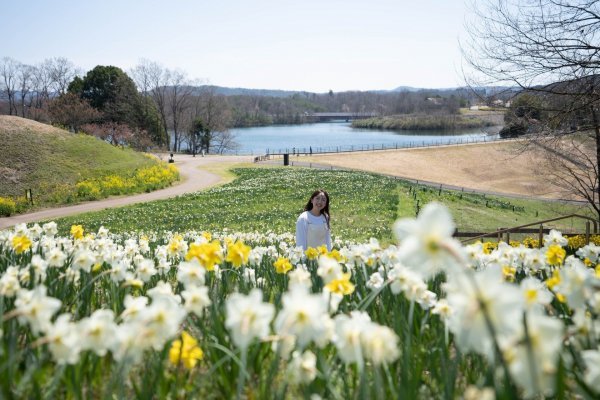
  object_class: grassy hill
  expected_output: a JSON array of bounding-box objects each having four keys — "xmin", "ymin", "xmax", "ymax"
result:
[{"xmin": 0, "ymin": 116, "xmax": 164, "ymax": 207}]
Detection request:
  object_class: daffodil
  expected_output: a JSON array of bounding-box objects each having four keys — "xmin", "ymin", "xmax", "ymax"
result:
[
  {"xmin": 546, "ymin": 245, "xmax": 566, "ymax": 266},
  {"xmin": 273, "ymin": 257, "xmax": 292, "ymax": 274},
  {"xmin": 11, "ymin": 235, "xmax": 32, "ymax": 254},
  {"xmin": 70, "ymin": 225, "xmax": 84, "ymax": 240},
  {"xmin": 226, "ymin": 240, "xmax": 251, "ymax": 268},
  {"xmin": 169, "ymin": 331, "xmax": 204, "ymax": 369},
  {"xmin": 325, "ymin": 272, "xmax": 355, "ymax": 295},
  {"xmin": 305, "ymin": 247, "xmax": 319, "ymax": 260},
  {"xmin": 185, "ymin": 240, "xmax": 222, "ymax": 271}
]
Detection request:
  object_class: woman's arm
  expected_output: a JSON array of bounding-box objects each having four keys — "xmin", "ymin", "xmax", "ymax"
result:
[
  {"xmin": 326, "ymin": 226, "xmax": 332, "ymax": 251},
  {"xmin": 295, "ymin": 214, "xmax": 308, "ymax": 250}
]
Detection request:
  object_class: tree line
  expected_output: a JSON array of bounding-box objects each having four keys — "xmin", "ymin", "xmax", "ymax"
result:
[{"xmin": 1, "ymin": 56, "xmax": 489, "ymax": 153}]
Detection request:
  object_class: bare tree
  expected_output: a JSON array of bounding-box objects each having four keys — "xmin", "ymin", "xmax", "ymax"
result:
[
  {"xmin": 135, "ymin": 60, "xmax": 172, "ymax": 148},
  {"xmin": 166, "ymin": 70, "xmax": 195, "ymax": 152},
  {"xmin": 197, "ymin": 87, "xmax": 232, "ymax": 154},
  {"xmin": 464, "ymin": 0, "xmax": 600, "ymax": 220},
  {"xmin": 48, "ymin": 57, "xmax": 79, "ymax": 95},
  {"xmin": 0, "ymin": 57, "xmax": 19, "ymax": 115},
  {"xmin": 17, "ymin": 63, "xmax": 34, "ymax": 118}
]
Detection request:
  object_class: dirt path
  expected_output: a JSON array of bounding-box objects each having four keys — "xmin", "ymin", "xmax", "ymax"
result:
[{"xmin": 0, "ymin": 154, "xmax": 253, "ymax": 230}]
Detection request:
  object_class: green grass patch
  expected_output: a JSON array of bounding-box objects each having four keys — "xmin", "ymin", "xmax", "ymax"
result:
[
  {"xmin": 0, "ymin": 116, "xmax": 176, "ymax": 209},
  {"xmin": 51, "ymin": 167, "xmax": 592, "ymax": 243}
]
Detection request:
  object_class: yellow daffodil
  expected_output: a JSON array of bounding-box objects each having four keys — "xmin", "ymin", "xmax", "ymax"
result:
[
  {"xmin": 11, "ymin": 235, "xmax": 32, "ymax": 254},
  {"xmin": 502, "ymin": 265, "xmax": 517, "ymax": 282},
  {"xmin": 273, "ymin": 257, "xmax": 292, "ymax": 274},
  {"xmin": 226, "ymin": 240, "xmax": 251, "ymax": 268},
  {"xmin": 325, "ymin": 272, "xmax": 355, "ymax": 295},
  {"xmin": 546, "ymin": 245, "xmax": 566, "ymax": 266},
  {"xmin": 328, "ymin": 249, "xmax": 345, "ymax": 262},
  {"xmin": 595, "ymin": 264, "xmax": 600, "ymax": 279},
  {"xmin": 305, "ymin": 247, "xmax": 319, "ymax": 260},
  {"xmin": 317, "ymin": 245, "xmax": 328, "ymax": 255},
  {"xmin": 201, "ymin": 231, "xmax": 212, "ymax": 241},
  {"xmin": 185, "ymin": 240, "xmax": 222, "ymax": 271},
  {"xmin": 92, "ymin": 263, "xmax": 103, "ymax": 273},
  {"xmin": 70, "ymin": 225, "xmax": 84, "ymax": 240},
  {"xmin": 545, "ymin": 269, "xmax": 561, "ymax": 290},
  {"xmin": 169, "ymin": 331, "xmax": 204, "ymax": 369}
]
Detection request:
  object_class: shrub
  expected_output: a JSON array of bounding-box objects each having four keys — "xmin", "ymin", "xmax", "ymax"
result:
[
  {"xmin": 75, "ymin": 181, "xmax": 101, "ymax": 200},
  {"xmin": 0, "ymin": 196, "xmax": 16, "ymax": 216}
]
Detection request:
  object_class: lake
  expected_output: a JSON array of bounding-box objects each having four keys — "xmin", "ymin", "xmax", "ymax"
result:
[
  {"xmin": 227, "ymin": 121, "xmax": 500, "ymax": 155},
  {"xmin": 174, "ymin": 121, "xmax": 501, "ymax": 154}
]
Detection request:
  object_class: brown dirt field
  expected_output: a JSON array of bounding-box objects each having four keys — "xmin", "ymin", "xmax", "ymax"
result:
[
  {"xmin": 301, "ymin": 141, "xmax": 578, "ymax": 200},
  {"xmin": 0, "ymin": 115, "xmax": 67, "ymax": 135}
]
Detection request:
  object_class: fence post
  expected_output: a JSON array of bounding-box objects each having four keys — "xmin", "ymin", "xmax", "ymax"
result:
[
  {"xmin": 506, "ymin": 231, "xmax": 510, "ymax": 244},
  {"xmin": 538, "ymin": 225, "xmax": 544, "ymax": 248},
  {"xmin": 586, "ymin": 221, "xmax": 591, "ymax": 245},
  {"xmin": 497, "ymin": 228, "xmax": 502, "ymax": 242}
]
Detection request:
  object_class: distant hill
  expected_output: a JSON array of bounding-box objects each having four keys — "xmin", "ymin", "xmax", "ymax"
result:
[
  {"xmin": 0, "ymin": 116, "xmax": 156, "ymax": 202},
  {"xmin": 191, "ymin": 84, "xmax": 518, "ymax": 99}
]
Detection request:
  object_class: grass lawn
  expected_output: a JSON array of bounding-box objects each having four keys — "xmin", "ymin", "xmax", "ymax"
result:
[
  {"xmin": 1, "ymin": 116, "xmax": 173, "ymax": 209},
  {"xmin": 51, "ymin": 167, "xmax": 593, "ymax": 243}
]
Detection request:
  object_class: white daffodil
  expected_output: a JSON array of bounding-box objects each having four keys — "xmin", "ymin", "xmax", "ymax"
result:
[
  {"xmin": 225, "ymin": 289, "xmax": 275, "ymax": 350},
  {"xmin": 288, "ymin": 267, "xmax": 311, "ymax": 289},
  {"xmin": 543, "ymin": 229, "xmax": 568, "ymax": 247},
  {"xmin": 45, "ymin": 247, "xmax": 67, "ymax": 268},
  {"xmin": 431, "ymin": 298, "xmax": 453, "ymax": 321},
  {"xmin": 317, "ymin": 255, "xmax": 342, "ymax": 284},
  {"xmin": 507, "ymin": 313, "xmax": 564, "ymax": 398},
  {"xmin": 393, "ymin": 202, "xmax": 464, "ymax": 279},
  {"xmin": 444, "ymin": 265, "xmax": 524, "ymax": 360},
  {"xmin": 287, "ymin": 350, "xmax": 318, "ymax": 384},
  {"xmin": 120, "ymin": 295, "xmax": 149, "ymax": 322},
  {"xmin": 137, "ymin": 297, "xmax": 187, "ymax": 350},
  {"xmin": 361, "ymin": 323, "xmax": 400, "ymax": 366},
  {"xmin": 0, "ymin": 266, "xmax": 20, "ymax": 297},
  {"xmin": 71, "ymin": 249, "xmax": 96, "ymax": 273},
  {"xmin": 177, "ymin": 258, "xmax": 206, "ymax": 288},
  {"xmin": 576, "ymin": 243, "xmax": 600, "ymax": 264},
  {"xmin": 182, "ymin": 285, "xmax": 212, "ymax": 317},
  {"xmin": 388, "ymin": 263, "xmax": 423, "ymax": 295},
  {"xmin": 147, "ymin": 281, "xmax": 181, "ymax": 306},
  {"xmin": 366, "ymin": 271, "xmax": 385, "ymax": 290},
  {"xmin": 42, "ymin": 222, "xmax": 58, "ymax": 237},
  {"xmin": 581, "ymin": 349, "xmax": 600, "ymax": 394},
  {"xmin": 15, "ymin": 285, "xmax": 62, "ymax": 335},
  {"xmin": 555, "ymin": 259, "xmax": 593, "ymax": 311},
  {"xmin": 333, "ymin": 311, "xmax": 371, "ymax": 366},
  {"xmin": 78, "ymin": 309, "xmax": 118, "ymax": 356},
  {"xmin": 274, "ymin": 285, "xmax": 331, "ymax": 348},
  {"xmin": 520, "ymin": 277, "xmax": 552, "ymax": 310},
  {"xmin": 136, "ymin": 258, "xmax": 157, "ymax": 282},
  {"xmin": 45, "ymin": 314, "xmax": 81, "ymax": 364},
  {"xmin": 29, "ymin": 254, "xmax": 48, "ymax": 283}
]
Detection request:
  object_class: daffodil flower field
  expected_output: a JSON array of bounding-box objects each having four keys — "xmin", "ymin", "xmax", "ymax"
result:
[{"xmin": 1, "ymin": 203, "xmax": 599, "ymax": 399}]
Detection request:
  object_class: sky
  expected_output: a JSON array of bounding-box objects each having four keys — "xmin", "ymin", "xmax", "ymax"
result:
[{"xmin": 1, "ymin": 0, "xmax": 473, "ymax": 93}]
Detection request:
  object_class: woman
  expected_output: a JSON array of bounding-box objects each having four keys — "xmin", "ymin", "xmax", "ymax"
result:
[{"xmin": 295, "ymin": 189, "xmax": 332, "ymax": 251}]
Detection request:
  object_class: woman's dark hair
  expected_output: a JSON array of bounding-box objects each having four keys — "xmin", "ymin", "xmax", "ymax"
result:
[{"xmin": 304, "ymin": 189, "xmax": 330, "ymax": 229}]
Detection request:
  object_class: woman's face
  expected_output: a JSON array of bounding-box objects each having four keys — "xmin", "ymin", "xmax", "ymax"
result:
[{"xmin": 311, "ymin": 193, "xmax": 327, "ymax": 212}]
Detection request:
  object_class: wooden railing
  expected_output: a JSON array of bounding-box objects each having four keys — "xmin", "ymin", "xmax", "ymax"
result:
[{"xmin": 455, "ymin": 214, "xmax": 598, "ymax": 247}]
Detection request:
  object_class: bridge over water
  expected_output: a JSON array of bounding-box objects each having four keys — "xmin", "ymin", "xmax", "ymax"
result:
[{"xmin": 304, "ymin": 112, "xmax": 378, "ymax": 122}]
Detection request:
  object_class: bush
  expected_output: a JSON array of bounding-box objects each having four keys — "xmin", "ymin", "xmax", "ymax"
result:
[
  {"xmin": 499, "ymin": 122, "xmax": 527, "ymax": 138},
  {"xmin": 0, "ymin": 196, "xmax": 16, "ymax": 216}
]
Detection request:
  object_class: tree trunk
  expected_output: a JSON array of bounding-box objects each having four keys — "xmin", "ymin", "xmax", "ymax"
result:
[{"xmin": 593, "ymin": 106, "xmax": 600, "ymax": 222}]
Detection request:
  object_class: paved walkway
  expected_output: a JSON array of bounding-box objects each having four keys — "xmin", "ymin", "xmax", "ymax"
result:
[{"xmin": 0, "ymin": 154, "xmax": 253, "ymax": 230}]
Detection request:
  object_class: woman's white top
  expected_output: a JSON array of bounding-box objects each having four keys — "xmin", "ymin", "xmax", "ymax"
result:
[{"xmin": 295, "ymin": 211, "xmax": 332, "ymax": 251}]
